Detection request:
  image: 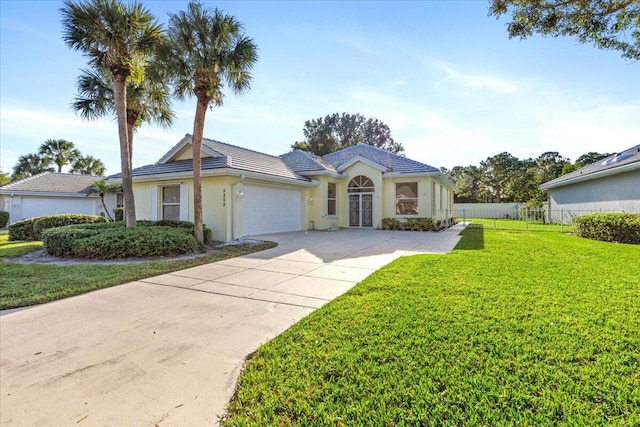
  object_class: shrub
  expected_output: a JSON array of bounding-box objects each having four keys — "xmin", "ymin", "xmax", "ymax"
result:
[
  {"xmin": 0, "ymin": 211, "xmax": 9, "ymax": 228},
  {"xmin": 381, "ymin": 218, "xmax": 401, "ymax": 230},
  {"xmin": 33, "ymin": 214, "xmax": 108, "ymax": 238},
  {"xmin": 114, "ymin": 207, "xmax": 124, "ymax": 221},
  {"xmin": 138, "ymin": 220, "xmax": 212, "ymax": 244},
  {"xmin": 42, "ymin": 225, "xmax": 198, "ymax": 259},
  {"xmin": 573, "ymin": 213, "xmax": 640, "ymax": 244},
  {"xmin": 9, "ymin": 214, "xmax": 108, "ymax": 241}
]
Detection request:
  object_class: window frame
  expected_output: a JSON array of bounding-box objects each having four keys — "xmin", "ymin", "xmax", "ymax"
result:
[
  {"xmin": 161, "ymin": 185, "xmax": 181, "ymax": 221},
  {"xmin": 327, "ymin": 182, "xmax": 337, "ymax": 216},
  {"xmin": 395, "ymin": 181, "xmax": 419, "ymax": 216}
]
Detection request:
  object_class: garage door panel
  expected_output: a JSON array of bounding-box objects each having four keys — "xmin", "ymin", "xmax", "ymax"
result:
[
  {"xmin": 242, "ymin": 185, "xmax": 302, "ymax": 236},
  {"xmin": 20, "ymin": 197, "xmax": 97, "ymax": 220}
]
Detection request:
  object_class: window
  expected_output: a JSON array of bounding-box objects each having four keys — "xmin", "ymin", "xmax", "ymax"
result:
[
  {"xmin": 348, "ymin": 175, "xmax": 374, "ymax": 193},
  {"xmin": 116, "ymin": 193, "xmax": 124, "ymax": 208},
  {"xmin": 161, "ymin": 186, "xmax": 180, "ymax": 220},
  {"xmin": 396, "ymin": 182, "xmax": 418, "ymax": 215},
  {"xmin": 327, "ymin": 182, "xmax": 336, "ymax": 216}
]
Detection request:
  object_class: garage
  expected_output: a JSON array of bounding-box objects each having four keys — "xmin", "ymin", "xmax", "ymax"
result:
[
  {"xmin": 18, "ymin": 197, "xmax": 98, "ymax": 221},
  {"xmin": 241, "ymin": 184, "xmax": 303, "ymax": 236}
]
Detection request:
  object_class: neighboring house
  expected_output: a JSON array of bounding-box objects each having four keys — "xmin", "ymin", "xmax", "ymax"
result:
[
  {"xmin": 540, "ymin": 144, "xmax": 640, "ymax": 217},
  {"xmin": 108, "ymin": 134, "xmax": 456, "ymax": 241},
  {"xmin": 0, "ymin": 172, "xmax": 118, "ymax": 225}
]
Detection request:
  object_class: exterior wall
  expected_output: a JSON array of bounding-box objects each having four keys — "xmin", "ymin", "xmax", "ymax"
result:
[
  {"xmin": 304, "ymin": 175, "xmax": 343, "ymax": 230},
  {"xmin": 341, "ymin": 162, "xmax": 384, "ymax": 228},
  {"xmin": 0, "ymin": 194, "xmax": 108, "ymax": 224},
  {"xmin": 547, "ymin": 170, "xmax": 640, "ymax": 213},
  {"xmin": 382, "ymin": 177, "xmax": 430, "ymax": 219}
]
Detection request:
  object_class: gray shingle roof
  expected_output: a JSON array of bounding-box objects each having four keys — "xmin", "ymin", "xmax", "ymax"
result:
[
  {"xmin": 541, "ymin": 144, "xmax": 640, "ymax": 190},
  {"xmin": 280, "ymin": 150, "xmax": 338, "ymax": 174},
  {"xmin": 0, "ymin": 172, "xmax": 101, "ymax": 194},
  {"xmin": 321, "ymin": 144, "xmax": 440, "ymax": 173}
]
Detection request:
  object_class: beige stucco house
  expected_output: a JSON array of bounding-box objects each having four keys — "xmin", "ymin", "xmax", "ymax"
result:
[{"xmin": 109, "ymin": 135, "xmax": 456, "ymax": 242}]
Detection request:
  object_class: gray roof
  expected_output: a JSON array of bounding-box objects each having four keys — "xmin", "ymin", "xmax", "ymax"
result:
[
  {"xmin": 112, "ymin": 135, "xmax": 309, "ymax": 182},
  {"xmin": 280, "ymin": 150, "xmax": 338, "ymax": 174},
  {"xmin": 0, "ymin": 172, "xmax": 101, "ymax": 195},
  {"xmin": 321, "ymin": 144, "xmax": 440, "ymax": 174},
  {"xmin": 541, "ymin": 144, "xmax": 640, "ymax": 190}
]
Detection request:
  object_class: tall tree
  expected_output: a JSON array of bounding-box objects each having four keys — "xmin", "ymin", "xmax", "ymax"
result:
[
  {"xmin": 12, "ymin": 154, "xmax": 55, "ymax": 180},
  {"xmin": 292, "ymin": 113, "xmax": 404, "ymax": 156},
  {"xmin": 161, "ymin": 1, "xmax": 258, "ymax": 245},
  {"xmin": 0, "ymin": 172, "xmax": 11, "ymax": 186},
  {"xmin": 489, "ymin": 0, "xmax": 640, "ymax": 60},
  {"xmin": 70, "ymin": 155, "xmax": 106, "ymax": 176},
  {"xmin": 72, "ymin": 65, "xmax": 174, "ymax": 169},
  {"xmin": 38, "ymin": 139, "xmax": 81, "ymax": 173},
  {"xmin": 61, "ymin": 0, "xmax": 164, "ymax": 227},
  {"xmin": 575, "ymin": 151, "xmax": 613, "ymax": 167},
  {"xmin": 479, "ymin": 152, "xmax": 521, "ymax": 202}
]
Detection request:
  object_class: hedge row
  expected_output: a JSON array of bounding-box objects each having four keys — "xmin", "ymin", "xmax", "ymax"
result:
[
  {"xmin": 8, "ymin": 214, "xmax": 109, "ymax": 241},
  {"xmin": 381, "ymin": 217, "xmax": 453, "ymax": 231},
  {"xmin": 0, "ymin": 211, "xmax": 9, "ymax": 228},
  {"xmin": 40, "ymin": 220, "xmax": 213, "ymax": 259},
  {"xmin": 573, "ymin": 213, "xmax": 640, "ymax": 244},
  {"xmin": 42, "ymin": 225, "xmax": 198, "ymax": 259}
]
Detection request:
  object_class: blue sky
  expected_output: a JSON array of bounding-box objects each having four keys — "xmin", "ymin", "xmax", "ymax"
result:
[{"xmin": 1, "ymin": 0, "xmax": 638, "ymax": 176}]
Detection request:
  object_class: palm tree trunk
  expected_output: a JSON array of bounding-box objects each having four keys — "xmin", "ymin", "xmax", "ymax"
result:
[
  {"xmin": 113, "ymin": 74, "xmax": 137, "ymax": 228},
  {"xmin": 100, "ymin": 193, "xmax": 114, "ymax": 221},
  {"xmin": 191, "ymin": 97, "xmax": 207, "ymax": 246}
]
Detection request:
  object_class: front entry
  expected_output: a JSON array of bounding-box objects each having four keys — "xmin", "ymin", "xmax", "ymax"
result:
[{"xmin": 349, "ymin": 193, "xmax": 373, "ymax": 227}]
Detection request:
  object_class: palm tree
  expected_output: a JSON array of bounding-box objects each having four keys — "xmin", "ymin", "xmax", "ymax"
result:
[
  {"xmin": 162, "ymin": 1, "xmax": 258, "ymax": 245},
  {"xmin": 88, "ymin": 180, "xmax": 122, "ymax": 221},
  {"xmin": 12, "ymin": 154, "xmax": 55, "ymax": 180},
  {"xmin": 38, "ymin": 139, "xmax": 81, "ymax": 173},
  {"xmin": 70, "ymin": 155, "xmax": 106, "ymax": 176},
  {"xmin": 72, "ymin": 65, "xmax": 174, "ymax": 169},
  {"xmin": 61, "ymin": 0, "xmax": 164, "ymax": 228}
]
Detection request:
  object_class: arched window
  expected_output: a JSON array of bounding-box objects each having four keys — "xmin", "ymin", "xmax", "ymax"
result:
[{"xmin": 348, "ymin": 175, "xmax": 374, "ymax": 193}]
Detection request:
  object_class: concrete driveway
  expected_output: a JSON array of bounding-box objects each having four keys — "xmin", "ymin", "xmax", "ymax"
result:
[{"xmin": 0, "ymin": 227, "xmax": 463, "ymax": 426}]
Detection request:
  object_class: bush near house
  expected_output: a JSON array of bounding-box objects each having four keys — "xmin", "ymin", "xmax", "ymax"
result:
[
  {"xmin": 41, "ymin": 220, "xmax": 212, "ymax": 259},
  {"xmin": 0, "ymin": 211, "xmax": 9, "ymax": 228},
  {"xmin": 114, "ymin": 207, "xmax": 124, "ymax": 221},
  {"xmin": 573, "ymin": 213, "xmax": 640, "ymax": 244},
  {"xmin": 381, "ymin": 217, "xmax": 455, "ymax": 231},
  {"xmin": 8, "ymin": 214, "xmax": 108, "ymax": 241}
]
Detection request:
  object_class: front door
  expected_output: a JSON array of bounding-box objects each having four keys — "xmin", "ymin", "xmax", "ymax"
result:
[{"xmin": 349, "ymin": 193, "xmax": 373, "ymax": 227}]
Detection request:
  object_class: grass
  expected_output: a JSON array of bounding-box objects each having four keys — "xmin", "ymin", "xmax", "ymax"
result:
[
  {"xmin": 0, "ymin": 233, "xmax": 276, "ymax": 310},
  {"xmin": 0, "ymin": 233, "xmax": 43, "ymax": 258},
  {"xmin": 465, "ymin": 218, "xmax": 571, "ymax": 232},
  {"xmin": 222, "ymin": 229, "xmax": 640, "ymax": 426}
]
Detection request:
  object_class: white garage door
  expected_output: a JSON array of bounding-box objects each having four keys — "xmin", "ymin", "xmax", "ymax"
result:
[
  {"xmin": 241, "ymin": 184, "xmax": 302, "ymax": 236},
  {"xmin": 19, "ymin": 197, "xmax": 97, "ymax": 221}
]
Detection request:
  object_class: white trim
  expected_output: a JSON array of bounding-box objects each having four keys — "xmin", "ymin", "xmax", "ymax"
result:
[
  {"xmin": 179, "ymin": 184, "xmax": 188, "ymax": 221},
  {"xmin": 337, "ymin": 156, "xmax": 389, "ymax": 173},
  {"xmin": 296, "ymin": 170, "xmax": 347, "ymax": 179},
  {"xmin": 540, "ymin": 162, "xmax": 640, "ymax": 190},
  {"xmin": 155, "ymin": 135, "xmax": 222, "ymax": 165},
  {"xmin": 0, "ymin": 191, "xmax": 100, "ymax": 198},
  {"xmin": 347, "ymin": 192, "xmax": 375, "ymax": 228},
  {"xmin": 111, "ymin": 168, "xmax": 320, "ymax": 188},
  {"xmin": 149, "ymin": 186, "xmax": 158, "ymax": 220}
]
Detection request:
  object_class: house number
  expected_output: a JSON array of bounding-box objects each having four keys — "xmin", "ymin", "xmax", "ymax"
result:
[{"xmin": 223, "ymin": 189, "xmax": 226, "ymax": 207}]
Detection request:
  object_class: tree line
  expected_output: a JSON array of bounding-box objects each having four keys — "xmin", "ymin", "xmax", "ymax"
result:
[{"xmin": 443, "ymin": 151, "xmax": 612, "ymax": 206}]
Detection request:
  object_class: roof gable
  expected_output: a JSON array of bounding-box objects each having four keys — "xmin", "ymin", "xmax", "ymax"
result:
[
  {"xmin": 322, "ymin": 144, "xmax": 440, "ymax": 174},
  {"xmin": 541, "ymin": 144, "xmax": 640, "ymax": 190},
  {"xmin": 0, "ymin": 172, "xmax": 102, "ymax": 195}
]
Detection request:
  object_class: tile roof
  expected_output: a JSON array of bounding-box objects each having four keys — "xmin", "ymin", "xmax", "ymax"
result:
[
  {"xmin": 0, "ymin": 172, "xmax": 101, "ymax": 194},
  {"xmin": 321, "ymin": 144, "xmax": 440, "ymax": 174},
  {"xmin": 280, "ymin": 150, "xmax": 338, "ymax": 174},
  {"xmin": 541, "ymin": 144, "xmax": 640, "ymax": 190},
  {"xmin": 111, "ymin": 135, "xmax": 310, "ymax": 182}
]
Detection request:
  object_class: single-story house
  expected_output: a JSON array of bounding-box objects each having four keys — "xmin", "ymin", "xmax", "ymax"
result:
[
  {"xmin": 540, "ymin": 144, "xmax": 640, "ymax": 217},
  {"xmin": 0, "ymin": 172, "xmax": 119, "ymax": 225},
  {"xmin": 109, "ymin": 134, "xmax": 456, "ymax": 241}
]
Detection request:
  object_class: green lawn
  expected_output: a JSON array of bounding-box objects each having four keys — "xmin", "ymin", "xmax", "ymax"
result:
[
  {"xmin": 222, "ymin": 229, "xmax": 640, "ymax": 426},
  {"xmin": 465, "ymin": 217, "xmax": 571, "ymax": 232},
  {"xmin": 0, "ymin": 234, "xmax": 275, "ymax": 310}
]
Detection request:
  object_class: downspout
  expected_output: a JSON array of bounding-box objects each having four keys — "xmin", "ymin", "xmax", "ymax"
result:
[{"xmin": 9, "ymin": 192, "xmax": 14, "ymax": 225}]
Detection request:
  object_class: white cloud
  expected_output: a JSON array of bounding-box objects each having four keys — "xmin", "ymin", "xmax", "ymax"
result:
[{"xmin": 427, "ymin": 60, "xmax": 518, "ymax": 94}]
